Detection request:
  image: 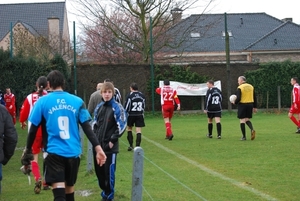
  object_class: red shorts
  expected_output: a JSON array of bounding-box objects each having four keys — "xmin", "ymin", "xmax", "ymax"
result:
[
  {"xmin": 289, "ymin": 103, "xmax": 300, "ymax": 114},
  {"xmin": 32, "ymin": 127, "xmax": 44, "ymax": 154},
  {"xmin": 162, "ymin": 105, "xmax": 174, "ymax": 119}
]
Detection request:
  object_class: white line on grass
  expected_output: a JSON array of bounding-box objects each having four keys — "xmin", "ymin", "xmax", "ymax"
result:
[
  {"xmin": 143, "ymin": 154, "xmax": 208, "ymax": 201},
  {"xmin": 143, "ymin": 136, "xmax": 278, "ymax": 201}
]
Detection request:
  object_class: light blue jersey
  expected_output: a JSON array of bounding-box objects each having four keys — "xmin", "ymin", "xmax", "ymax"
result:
[{"xmin": 29, "ymin": 91, "xmax": 91, "ymax": 157}]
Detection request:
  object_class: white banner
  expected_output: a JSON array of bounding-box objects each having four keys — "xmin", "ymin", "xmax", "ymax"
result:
[{"xmin": 159, "ymin": 80, "xmax": 221, "ymax": 96}]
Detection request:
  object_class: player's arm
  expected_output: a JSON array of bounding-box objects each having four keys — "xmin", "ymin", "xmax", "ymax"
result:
[
  {"xmin": 19, "ymin": 99, "xmax": 30, "ymax": 129},
  {"xmin": 235, "ymin": 88, "xmax": 241, "ymax": 104},
  {"xmin": 26, "ymin": 124, "xmax": 39, "ymax": 150},
  {"xmin": 123, "ymin": 95, "xmax": 130, "ymax": 113},
  {"xmin": 253, "ymin": 89, "xmax": 258, "ymax": 108},
  {"xmin": 173, "ymin": 91, "xmax": 180, "ymax": 110},
  {"xmin": 155, "ymin": 88, "xmax": 161, "ymax": 95}
]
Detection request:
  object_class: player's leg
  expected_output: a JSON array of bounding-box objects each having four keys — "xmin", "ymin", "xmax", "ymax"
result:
[
  {"xmin": 44, "ymin": 154, "xmax": 67, "ymax": 200},
  {"xmin": 126, "ymin": 117, "xmax": 134, "ymax": 151},
  {"xmin": 215, "ymin": 113, "xmax": 222, "ymax": 139},
  {"xmin": 135, "ymin": 127, "xmax": 142, "ymax": 147},
  {"xmin": 238, "ymin": 104, "xmax": 247, "ymax": 140},
  {"xmin": 206, "ymin": 113, "xmax": 213, "ymax": 138},
  {"xmin": 65, "ymin": 157, "xmax": 80, "ymax": 201},
  {"xmin": 95, "ymin": 153, "xmax": 116, "ymax": 201},
  {"xmin": 288, "ymin": 106, "xmax": 299, "ymax": 133},
  {"xmin": 168, "ymin": 106, "xmax": 174, "ymax": 140},
  {"xmin": 31, "ymin": 136, "xmax": 43, "ymax": 194},
  {"xmin": 162, "ymin": 105, "xmax": 172, "ymax": 138},
  {"xmin": 93, "ymin": 152, "xmax": 106, "ymax": 200}
]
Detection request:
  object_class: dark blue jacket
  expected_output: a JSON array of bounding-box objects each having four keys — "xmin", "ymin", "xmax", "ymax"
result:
[{"xmin": 0, "ymin": 105, "xmax": 17, "ymax": 165}]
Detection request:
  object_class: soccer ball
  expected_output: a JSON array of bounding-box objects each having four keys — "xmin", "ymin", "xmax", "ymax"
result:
[{"xmin": 229, "ymin": 94, "xmax": 237, "ymax": 103}]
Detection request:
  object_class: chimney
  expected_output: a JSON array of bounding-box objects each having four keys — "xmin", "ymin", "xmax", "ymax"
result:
[
  {"xmin": 282, "ymin": 18, "xmax": 293, "ymax": 22},
  {"xmin": 171, "ymin": 8, "xmax": 183, "ymax": 25},
  {"xmin": 48, "ymin": 17, "xmax": 60, "ymax": 52}
]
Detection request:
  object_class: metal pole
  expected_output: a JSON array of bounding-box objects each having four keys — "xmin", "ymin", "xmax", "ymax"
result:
[
  {"xmin": 150, "ymin": 17, "xmax": 155, "ymax": 114},
  {"xmin": 131, "ymin": 147, "xmax": 144, "ymax": 201},
  {"xmin": 10, "ymin": 22, "xmax": 13, "ymax": 58},
  {"xmin": 73, "ymin": 21, "xmax": 77, "ymax": 95},
  {"xmin": 225, "ymin": 13, "xmax": 232, "ymax": 111}
]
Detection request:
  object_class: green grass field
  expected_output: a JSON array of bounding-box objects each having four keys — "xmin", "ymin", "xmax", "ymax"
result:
[{"xmin": 0, "ymin": 111, "xmax": 299, "ymax": 201}]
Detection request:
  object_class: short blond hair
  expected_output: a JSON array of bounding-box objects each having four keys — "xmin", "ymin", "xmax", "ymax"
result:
[{"xmin": 101, "ymin": 82, "xmax": 115, "ymax": 94}]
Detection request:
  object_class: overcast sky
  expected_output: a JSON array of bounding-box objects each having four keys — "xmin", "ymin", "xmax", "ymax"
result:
[{"xmin": 1, "ymin": 0, "xmax": 299, "ymax": 31}]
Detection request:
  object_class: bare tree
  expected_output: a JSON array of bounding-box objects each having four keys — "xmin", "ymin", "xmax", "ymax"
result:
[
  {"xmin": 5, "ymin": 23, "xmax": 71, "ymax": 62},
  {"xmin": 70, "ymin": 0, "xmax": 214, "ymax": 63}
]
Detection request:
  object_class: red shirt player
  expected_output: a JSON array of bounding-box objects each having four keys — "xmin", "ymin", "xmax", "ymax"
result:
[
  {"xmin": 288, "ymin": 77, "xmax": 300, "ymax": 133},
  {"xmin": 19, "ymin": 76, "xmax": 50, "ymax": 193},
  {"xmin": 4, "ymin": 88, "xmax": 16, "ymax": 124},
  {"xmin": 156, "ymin": 80, "xmax": 180, "ymax": 140}
]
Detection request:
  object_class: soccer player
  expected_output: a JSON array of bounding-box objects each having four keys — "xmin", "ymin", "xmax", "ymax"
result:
[
  {"xmin": 0, "ymin": 104, "xmax": 18, "ymax": 194},
  {"xmin": 104, "ymin": 79, "xmax": 122, "ymax": 104},
  {"xmin": 288, "ymin": 77, "xmax": 300, "ymax": 133},
  {"xmin": 233, "ymin": 76, "xmax": 257, "ymax": 141},
  {"xmin": 19, "ymin": 76, "xmax": 50, "ymax": 193},
  {"xmin": 21, "ymin": 70, "xmax": 106, "ymax": 200},
  {"xmin": 156, "ymin": 79, "xmax": 180, "ymax": 140},
  {"xmin": 124, "ymin": 83, "xmax": 146, "ymax": 151},
  {"xmin": 204, "ymin": 80, "xmax": 222, "ymax": 139},
  {"xmin": 4, "ymin": 88, "xmax": 16, "ymax": 125},
  {"xmin": 88, "ymin": 83, "xmax": 103, "ymax": 116},
  {"xmin": 93, "ymin": 82, "xmax": 127, "ymax": 201}
]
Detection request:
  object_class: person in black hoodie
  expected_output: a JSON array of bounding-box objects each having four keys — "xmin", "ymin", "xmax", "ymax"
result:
[
  {"xmin": 93, "ymin": 82, "xmax": 127, "ymax": 201},
  {"xmin": 0, "ymin": 104, "xmax": 18, "ymax": 193}
]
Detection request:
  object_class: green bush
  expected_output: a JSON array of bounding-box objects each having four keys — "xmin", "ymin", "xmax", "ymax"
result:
[
  {"xmin": 0, "ymin": 50, "xmax": 70, "ymax": 114},
  {"xmin": 245, "ymin": 60, "xmax": 300, "ymax": 108}
]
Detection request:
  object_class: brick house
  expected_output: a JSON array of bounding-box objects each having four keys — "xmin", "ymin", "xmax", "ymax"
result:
[
  {"xmin": 158, "ymin": 12, "xmax": 300, "ymax": 64},
  {"xmin": 0, "ymin": 2, "xmax": 70, "ymax": 59}
]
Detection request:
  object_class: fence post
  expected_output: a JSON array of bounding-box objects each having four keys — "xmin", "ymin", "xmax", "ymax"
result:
[
  {"xmin": 86, "ymin": 121, "xmax": 94, "ymax": 172},
  {"xmin": 131, "ymin": 147, "xmax": 144, "ymax": 201},
  {"xmin": 86, "ymin": 141, "xmax": 93, "ymax": 172},
  {"xmin": 277, "ymin": 86, "xmax": 281, "ymax": 111}
]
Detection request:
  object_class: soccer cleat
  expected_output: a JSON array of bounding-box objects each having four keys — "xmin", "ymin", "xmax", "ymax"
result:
[
  {"xmin": 127, "ymin": 146, "xmax": 133, "ymax": 151},
  {"xmin": 295, "ymin": 127, "xmax": 300, "ymax": 133},
  {"xmin": 217, "ymin": 135, "xmax": 221, "ymax": 139},
  {"xmin": 43, "ymin": 185, "xmax": 51, "ymax": 190},
  {"xmin": 251, "ymin": 130, "xmax": 256, "ymax": 140},
  {"xmin": 240, "ymin": 137, "xmax": 246, "ymax": 141},
  {"xmin": 34, "ymin": 178, "xmax": 42, "ymax": 194},
  {"xmin": 206, "ymin": 134, "xmax": 212, "ymax": 138},
  {"xmin": 168, "ymin": 134, "xmax": 174, "ymax": 141}
]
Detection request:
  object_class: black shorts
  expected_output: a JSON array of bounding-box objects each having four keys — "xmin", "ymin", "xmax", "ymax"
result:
[
  {"xmin": 44, "ymin": 153, "xmax": 80, "ymax": 186},
  {"xmin": 207, "ymin": 112, "xmax": 221, "ymax": 119},
  {"xmin": 237, "ymin": 103, "xmax": 253, "ymax": 119},
  {"xmin": 127, "ymin": 115, "xmax": 145, "ymax": 127}
]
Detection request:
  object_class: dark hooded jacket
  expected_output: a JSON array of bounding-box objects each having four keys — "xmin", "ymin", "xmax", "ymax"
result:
[
  {"xmin": 0, "ymin": 105, "xmax": 18, "ymax": 165},
  {"xmin": 93, "ymin": 98, "xmax": 127, "ymax": 153}
]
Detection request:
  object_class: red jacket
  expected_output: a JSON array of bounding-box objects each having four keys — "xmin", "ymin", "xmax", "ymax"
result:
[
  {"xmin": 293, "ymin": 84, "xmax": 300, "ymax": 104},
  {"xmin": 4, "ymin": 93, "xmax": 16, "ymax": 113},
  {"xmin": 156, "ymin": 86, "xmax": 180, "ymax": 106},
  {"xmin": 20, "ymin": 91, "xmax": 47, "ymax": 134}
]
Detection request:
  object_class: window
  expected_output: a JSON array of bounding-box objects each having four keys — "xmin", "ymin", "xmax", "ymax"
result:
[
  {"xmin": 190, "ymin": 32, "xmax": 200, "ymax": 38},
  {"xmin": 222, "ymin": 31, "xmax": 233, "ymax": 37}
]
